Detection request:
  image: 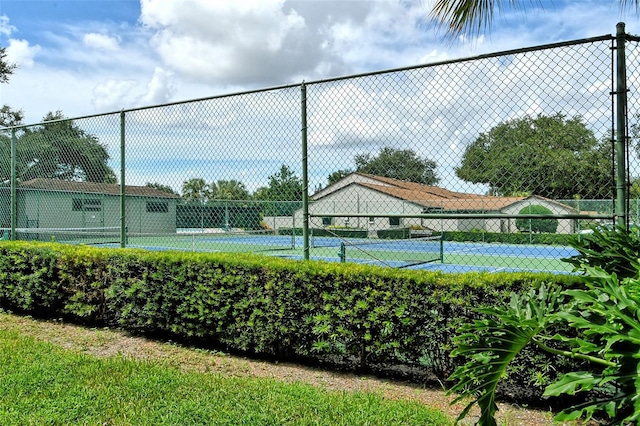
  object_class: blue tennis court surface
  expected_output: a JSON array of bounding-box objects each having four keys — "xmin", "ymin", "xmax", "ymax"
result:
[{"xmin": 96, "ymin": 234, "xmax": 579, "ymax": 274}]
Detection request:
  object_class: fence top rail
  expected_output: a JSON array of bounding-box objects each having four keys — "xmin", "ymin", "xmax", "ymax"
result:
[{"xmin": 0, "ymin": 33, "xmax": 615, "ymax": 132}]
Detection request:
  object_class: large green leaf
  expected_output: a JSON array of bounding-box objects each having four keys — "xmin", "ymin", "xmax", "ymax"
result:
[{"xmin": 448, "ymin": 286, "xmax": 560, "ymax": 425}]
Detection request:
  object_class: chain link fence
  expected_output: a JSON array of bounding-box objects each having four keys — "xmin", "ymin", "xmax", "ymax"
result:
[{"xmin": 2, "ymin": 25, "xmax": 638, "ymax": 273}]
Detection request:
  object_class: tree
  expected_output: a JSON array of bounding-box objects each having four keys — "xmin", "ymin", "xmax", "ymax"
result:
[
  {"xmin": 0, "ymin": 47, "xmax": 23, "ymax": 129},
  {"xmin": 145, "ymin": 182, "xmax": 178, "ymax": 195},
  {"xmin": 355, "ymin": 147, "xmax": 439, "ymax": 185},
  {"xmin": 0, "ymin": 47, "xmax": 16, "ymax": 85},
  {"xmin": 2, "ymin": 111, "xmax": 117, "ymax": 183},
  {"xmin": 430, "ymin": 0, "xmax": 636, "ymax": 38},
  {"xmin": 214, "ymin": 180, "xmax": 250, "ymax": 200},
  {"xmin": 456, "ymin": 114, "xmax": 612, "ymax": 199},
  {"xmin": 0, "ymin": 47, "xmax": 22, "ymax": 129},
  {"xmin": 254, "ymin": 165, "xmax": 303, "ymax": 216},
  {"xmin": 181, "ymin": 178, "xmax": 212, "ymax": 204},
  {"xmin": 327, "ymin": 169, "xmax": 353, "ymax": 186},
  {"xmin": 0, "ymin": 105, "xmax": 23, "ymax": 128},
  {"xmin": 263, "ymin": 165, "xmax": 304, "ymax": 202},
  {"xmin": 515, "ymin": 204, "xmax": 558, "ymax": 233},
  {"xmin": 252, "ymin": 186, "xmax": 269, "ymax": 200}
]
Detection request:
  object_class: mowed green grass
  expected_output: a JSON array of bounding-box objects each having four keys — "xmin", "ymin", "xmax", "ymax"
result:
[{"xmin": 0, "ymin": 329, "xmax": 451, "ymax": 426}]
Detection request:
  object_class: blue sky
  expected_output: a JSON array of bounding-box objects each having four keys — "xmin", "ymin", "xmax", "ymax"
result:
[{"xmin": 0, "ymin": 0, "xmax": 639, "ymax": 192}]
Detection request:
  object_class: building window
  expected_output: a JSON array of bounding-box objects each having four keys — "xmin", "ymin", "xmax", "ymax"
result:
[
  {"xmin": 72, "ymin": 198, "xmax": 102, "ymax": 211},
  {"xmin": 389, "ymin": 217, "xmax": 400, "ymax": 227},
  {"xmin": 147, "ymin": 201, "xmax": 169, "ymax": 213}
]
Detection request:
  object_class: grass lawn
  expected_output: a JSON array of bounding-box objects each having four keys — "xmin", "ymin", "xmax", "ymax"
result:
[{"xmin": 0, "ymin": 326, "xmax": 452, "ymax": 425}]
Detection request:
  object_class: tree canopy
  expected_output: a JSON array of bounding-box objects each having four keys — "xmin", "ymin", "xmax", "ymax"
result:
[
  {"xmin": 214, "ymin": 180, "xmax": 250, "ymax": 201},
  {"xmin": 456, "ymin": 114, "xmax": 612, "ymax": 199},
  {"xmin": 0, "ymin": 105, "xmax": 23, "ymax": 128},
  {"xmin": 327, "ymin": 169, "xmax": 352, "ymax": 187},
  {"xmin": 253, "ymin": 165, "xmax": 303, "ymax": 216},
  {"xmin": 0, "ymin": 47, "xmax": 23, "ymax": 128},
  {"xmin": 355, "ymin": 147, "xmax": 439, "ymax": 185},
  {"xmin": 1, "ymin": 111, "xmax": 117, "ymax": 183},
  {"xmin": 181, "ymin": 178, "xmax": 212, "ymax": 204},
  {"xmin": 0, "ymin": 47, "xmax": 16, "ymax": 85},
  {"xmin": 429, "ymin": 0, "xmax": 636, "ymax": 38},
  {"xmin": 256, "ymin": 164, "xmax": 303, "ymax": 202},
  {"xmin": 515, "ymin": 204, "xmax": 558, "ymax": 233},
  {"xmin": 145, "ymin": 182, "xmax": 178, "ymax": 196}
]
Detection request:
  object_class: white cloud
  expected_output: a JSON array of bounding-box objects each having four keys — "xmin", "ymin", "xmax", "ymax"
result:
[
  {"xmin": 83, "ymin": 33, "xmax": 120, "ymax": 51},
  {"xmin": 5, "ymin": 39, "xmax": 40, "ymax": 68},
  {"xmin": 0, "ymin": 15, "xmax": 16, "ymax": 37},
  {"xmin": 138, "ymin": 67, "xmax": 175, "ymax": 106},
  {"xmin": 91, "ymin": 67, "xmax": 176, "ymax": 112},
  {"xmin": 92, "ymin": 79, "xmax": 138, "ymax": 112},
  {"xmin": 139, "ymin": 0, "xmax": 352, "ymax": 86}
]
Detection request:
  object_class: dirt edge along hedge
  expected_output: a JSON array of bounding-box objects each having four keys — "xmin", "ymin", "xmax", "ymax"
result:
[{"xmin": 0, "ymin": 241, "xmax": 581, "ymax": 405}]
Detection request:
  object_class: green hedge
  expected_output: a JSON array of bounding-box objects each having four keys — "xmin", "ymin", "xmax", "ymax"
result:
[
  {"xmin": 280, "ymin": 228, "xmax": 369, "ymax": 238},
  {"xmin": 376, "ymin": 227, "xmax": 411, "ymax": 239},
  {"xmin": 0, "ymin": 241, "xmax": 581, "ymax": 404},
  {"xmin": 441, "ymin": 230, "xmax": 573, "ymax": 245}
]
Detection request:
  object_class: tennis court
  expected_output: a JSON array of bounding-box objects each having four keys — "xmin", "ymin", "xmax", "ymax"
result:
[
  {"xmin": 282, "ymin": 237, "xmax": 577, "ymax": 274},
  {"xmin": 3, "ymin": 227, "xmax": 578, "ymax": 274},
  {"xmin": 123, "ymin": 233, "xmax": 577, "ymax": 274}
]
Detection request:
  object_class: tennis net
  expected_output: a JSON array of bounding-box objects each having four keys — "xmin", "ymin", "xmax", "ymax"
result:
[
  {"xmin": 335, "ymin": 235, "xmax": 444, "ymax": 268},
  {"xmin": 125, "ymin": 229, "xmax": 295, "ymax": 253},
  {"xmin": 2, "ymin": 227, "xmax": 122, "ymax": 244}
]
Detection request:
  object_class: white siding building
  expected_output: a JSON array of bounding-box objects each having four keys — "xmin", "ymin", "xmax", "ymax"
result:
[{"xmin": 267, "ymin": 173, "xmax": 578, "ymax": 234}]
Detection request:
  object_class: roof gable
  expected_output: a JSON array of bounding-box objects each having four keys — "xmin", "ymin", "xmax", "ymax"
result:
[{"xmin": 312, "ymin": 173, "xmax": 579, "ymax": 212}]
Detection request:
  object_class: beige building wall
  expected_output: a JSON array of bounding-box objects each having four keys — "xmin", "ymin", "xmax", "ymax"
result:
[
  {"xmin": 501, "ymin": 198, "xmax": 576, "ymax": 234},
  {"xmin": 18, "ymin": 189, "xmax": 177, "ymax": 235}
]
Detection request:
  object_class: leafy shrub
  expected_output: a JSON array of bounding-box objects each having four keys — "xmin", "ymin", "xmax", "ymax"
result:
[
  {"xmin": 377, "ymin": 227, "xmax": 410, "ymax": 239},
  {"xmin": 0, "ymin": 240, "xmax": 582, "ymax": 405},
  {"xmin": 515, "ymin": 205, "xmax": 558, "ymax": 233},
  {"xmin": 279, "ymin": 228, "xmax": 368, "ymax": 238},
  {"xmin": 563, "ymin": 224, "xmax": 640, "ymax": 279},
  {"xmin": 449, "ymin": 226, "xmax": 640, "ymax": 425}
]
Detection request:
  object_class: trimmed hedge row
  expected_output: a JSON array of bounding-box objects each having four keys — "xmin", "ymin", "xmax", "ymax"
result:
[
  {"xmin": 280, "ymin": 228, "xmax": 369, "ymax": 238},
  {"xmin": 0, "ymin": 241, "xmax": 581, "ymax": 403},
  {"xmin": 441, "ymin": 230, "xmax": 573, "ymax": 245}
]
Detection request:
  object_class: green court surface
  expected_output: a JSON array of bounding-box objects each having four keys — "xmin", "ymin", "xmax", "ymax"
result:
[{"xmin": 48, "ymin": 231, "xmax": 575, "ymax": 273}]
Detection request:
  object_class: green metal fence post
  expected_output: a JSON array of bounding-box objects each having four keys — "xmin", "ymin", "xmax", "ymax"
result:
[
  {"xmin": 10, "ymin": 129, "xmax": 16, "ymax": 240},
  {"xmin": 301, "ymin": 82, "xmax": 309, "ymax": 260},
  {"xmin": 120, "ymin": 111, "xmax": 126, "ymax": 247},
  {"xmin": 615, "ymin": 22, "xmax": 629, "ymax": 229}
]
